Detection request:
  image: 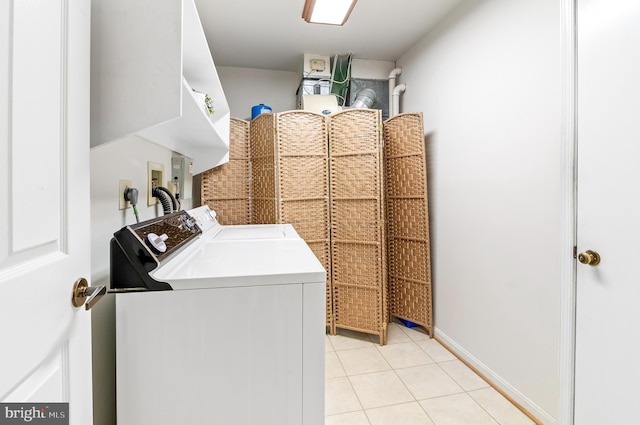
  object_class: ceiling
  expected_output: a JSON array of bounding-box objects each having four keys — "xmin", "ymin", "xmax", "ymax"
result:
[{"xmin": 195, "ymin": 0, "xmax": 465, "ymax": 72}]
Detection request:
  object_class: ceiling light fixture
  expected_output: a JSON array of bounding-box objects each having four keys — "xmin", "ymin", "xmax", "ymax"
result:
[{"xmin": 302, "ymin": 0, "xmax": 358, "ymax": 26}]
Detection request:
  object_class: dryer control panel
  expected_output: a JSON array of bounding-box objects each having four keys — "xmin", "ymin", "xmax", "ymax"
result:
[
  {"xmin": 110, "ymin": 211, "xmax": 202, "ymax": 291},
  {"xmin": 130, "ymin": 211, "xmax": 201, "ymax": 263}
]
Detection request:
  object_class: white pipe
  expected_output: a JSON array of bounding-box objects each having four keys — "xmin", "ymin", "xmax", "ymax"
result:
[
  {"xmin": 392, "ymin": 83, "xmax": 406, "ymax": 117},
  {"xmin": 388, "ymin": 67, "xmax": 402, "ymax": 116}
]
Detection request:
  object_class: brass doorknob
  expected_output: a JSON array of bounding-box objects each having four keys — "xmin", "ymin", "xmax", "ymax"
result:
[
  {"xmin": 72, "ymin": 278, "xmax": 106, "ymax": 310},
  {"xmin": 578, "ymin": 250, "xmax": 601, "ymax": 266}
]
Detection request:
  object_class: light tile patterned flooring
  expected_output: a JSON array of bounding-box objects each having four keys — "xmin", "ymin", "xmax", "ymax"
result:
[{"xmin": 325, "ymin": 322, "xmax": 536, "ymax": 425}]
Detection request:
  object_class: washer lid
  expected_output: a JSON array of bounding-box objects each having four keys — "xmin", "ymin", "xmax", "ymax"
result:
[
  {"xmin": 150, "ymin": 238, "xmax": 326, "ymax": 290},
  {"xmin": 212, "ymin": 223, "xmax": 298, "ymax": 240},
  {"xmin": 187, "ymin": 205, "xmax": 300, "ymax": 240}
]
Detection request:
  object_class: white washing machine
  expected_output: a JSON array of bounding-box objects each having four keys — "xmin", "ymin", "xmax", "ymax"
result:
[{"xmin": 110, "ymin": 206, "xmax": 326, "ymax": 425}]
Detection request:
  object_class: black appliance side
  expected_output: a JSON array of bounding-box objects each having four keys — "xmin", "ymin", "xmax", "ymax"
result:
[{"xmin": 110, "ymin": 227, "xmax": 172, "ymax": 291}]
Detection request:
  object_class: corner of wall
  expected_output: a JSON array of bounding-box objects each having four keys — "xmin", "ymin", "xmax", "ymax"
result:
[{"xmin": 89, "ymin": 135, "xmax": 195, "ymax": 425}]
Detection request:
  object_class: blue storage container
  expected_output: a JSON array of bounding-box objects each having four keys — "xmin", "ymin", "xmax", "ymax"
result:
[
  {"xmin": 251, "ymin": 104, "xmax": 272, "ymax": 119},
  {"xmin": 399, "ymin": 318, "xmax": 419, "ymax": 328}
]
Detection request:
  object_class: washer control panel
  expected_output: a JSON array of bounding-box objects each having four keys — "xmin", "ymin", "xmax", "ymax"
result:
[{"xmin": 130, "ymin": 211, "xmax": 201, "ymax": 263}]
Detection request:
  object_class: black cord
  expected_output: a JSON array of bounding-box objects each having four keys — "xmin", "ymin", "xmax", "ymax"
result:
[{"xmin": 152, "ymin": 187, "xmax": 172, "ymax": 215}]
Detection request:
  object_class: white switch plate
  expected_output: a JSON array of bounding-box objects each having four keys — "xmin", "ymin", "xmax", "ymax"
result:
[
  {"xmin": 119, "ymin": 179, "xmax": 132, "ymax": 210},
  {"xmin": 147, "ymin": 161, "xmax": 165, "ymax": 206}
]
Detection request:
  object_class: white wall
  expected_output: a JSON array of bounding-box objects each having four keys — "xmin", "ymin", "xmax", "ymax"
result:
[
  {"xmin": 397, "ymin": 1, "xmax": 562, "ymax": 422},
  {"xmin": 217, "ymin": 66, "xmax": 299, "ymax": 119},
  {"xmin": 351, "ymin": 58, "xmax": 396, "ymax": 79},
  {"xmin": 90, "ymin": 136, "xmax": 192, "ymax": 425},
  {"xmin": 217, "ymin": 60, "xmax": 396, "ymax": 119}
]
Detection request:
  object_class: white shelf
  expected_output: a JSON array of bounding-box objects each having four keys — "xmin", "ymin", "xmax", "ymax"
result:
[
  {"xmin": 137, "ymin": 78, "xmax": 230, "ymax": 172},
  {"xmin": 90, "ymin": 0, "xmax": 229, "ymax": 174}
]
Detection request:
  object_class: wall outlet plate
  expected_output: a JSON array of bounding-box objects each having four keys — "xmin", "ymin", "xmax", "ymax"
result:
[
  {"xmin": 147, "ymin": 161, "xmax": 165, "ymax": 206},
  {"xmin": 119, "ymin": 179, "xmax": 132, "ymax": 210}
]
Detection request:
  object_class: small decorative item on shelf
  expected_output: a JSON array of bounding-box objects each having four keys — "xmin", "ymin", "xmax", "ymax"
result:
[{"xmin": 192, "ymin": 88, "xmax": 215, "ymax": 116}]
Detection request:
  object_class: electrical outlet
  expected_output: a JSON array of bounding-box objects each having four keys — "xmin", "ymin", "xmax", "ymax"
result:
[
  {"xmin": 119, "ymin": 179, "xmax": 132, "ymax": 210},
  {"xmin": 147, "ymin": 162, "xmax": 165, "ymax": 206}
]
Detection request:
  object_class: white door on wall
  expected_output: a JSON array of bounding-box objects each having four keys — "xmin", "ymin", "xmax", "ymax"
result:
[
  {"xmin": 0, "ymin": 0, "xmax": 94, "ymax": 423},
  {"xmin": 575, "ymin": 0, "xmax": 640, "ymax": 423}
]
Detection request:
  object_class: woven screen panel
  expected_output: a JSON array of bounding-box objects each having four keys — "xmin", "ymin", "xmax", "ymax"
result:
[
  {"xmin": 329, "ymin": 109, "xmax": 387, "ymax": 344},
  {"xmin": 277, "ymin": 111, "xmax": 327, "ymax": 156},
  {"xmin": 275, "ymin": 111, "xmax": 333, "ymax": 328},
  {"xmin": 250, "ymin": 156, "xmax": 277, "ymax": 200},
  {"xmin": 387, "ymin": 238, "xmax": 430, "ymax": 282},
  {"xmin": 229, "ymin": 117, "xmax": 250, "ymax": 160},
  {"xmin": 331, "ymin": 242, "xmax": 382, "ymax": 287},
  {"xmin": 385, "ymin": 156, "xmax": 427, "ymax": 197},
  {"xmin": 278, "ymin": 199, "xmax": 329, "ymax": 242},
  {"xmin": 329, "ymin": 155, "xmax": 380, "ymax": 199},
  {"xmin": 200, "ymin": 118, "xmax": 251, "ymax": 225},
  {"xmin": 203, "ymin": 199, "xmax": 249, "ymax": 226},
  {"xmin": 249, "ymin": 113, "xmax": 276, "ymax": 159},
  {"xmin": 251, "ymin": 199, "xmax": 277, "ymax": 225},
  {"xmin": 250, "ymin": 113, "xmax": 278, "ymax": 224},
  {"xmin": 330, "ymin": 199, "xmax": 381, "ymax": 242},
  {"xmin": 383, "ymin": 112, "xmax": 433, "ymax": 336},
  {"xmin": 201, "ymin": 159, "xmax": 249, "ymax": 200},
  {"xmin": 386, "ymin": 198, "xmax": 429, "ymax": 239},
  {"xmin": 278, "ymin": 156, "xmax": 327, "ymax": 199},
  {"xmin": 329, "ymin": 109, "xmax": 381, "ymax": 155},
  {"xmin": 332, "ymin": 284, "xmax": 383, "ymax": 339}
]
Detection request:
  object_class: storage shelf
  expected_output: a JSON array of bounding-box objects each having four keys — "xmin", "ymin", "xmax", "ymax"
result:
[
  {"xmin": 137, "ymin": 77, "xmax": 230, "ymax": 173},
  {"xmin": 91, "ymin": 0, "xmax": 229, "ymax": 174}
]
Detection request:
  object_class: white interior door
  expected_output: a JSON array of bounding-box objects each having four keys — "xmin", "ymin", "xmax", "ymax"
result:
[
  {"xmin": 0, "ymin": 0, "xmax": 93, "ymax": 423},
  {"xmin": 575, "ymin": 0, "xmax": 640, "ymax": 423}
]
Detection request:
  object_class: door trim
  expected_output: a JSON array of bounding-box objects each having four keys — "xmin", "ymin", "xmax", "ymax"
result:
[{"xmin": 559, "ymin": 0, "xmax": 577, "ymax": 424}]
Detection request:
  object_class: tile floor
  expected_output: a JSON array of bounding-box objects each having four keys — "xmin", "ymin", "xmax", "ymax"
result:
[{"xmin": 325, "ymin": 322, "xmax": 536, "ymax": 425}]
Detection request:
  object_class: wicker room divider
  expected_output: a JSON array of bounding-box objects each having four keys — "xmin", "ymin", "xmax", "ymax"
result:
[
  {"xmin": 383, "ymin": 113, "xmax": 433, "ymax": 336},
  {"xmin": 328, "ymin": 109, "xmax": 387, "ymax": 344},
  {"xmin": 249, "ymin": 111, "xmax": 333, "ymax": 329},
  {"xmin": 200, "ymin": 118, "xmax": 251, "ymax": 225},
  {"xmin": 200, "ymin": 110, "xmax": 433, "ymax": 343}
]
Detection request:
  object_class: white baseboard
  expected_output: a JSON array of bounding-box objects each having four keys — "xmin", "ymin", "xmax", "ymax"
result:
[{"xmin": 434, "ymin": 327, "xmax": 557, "ymax": 425}]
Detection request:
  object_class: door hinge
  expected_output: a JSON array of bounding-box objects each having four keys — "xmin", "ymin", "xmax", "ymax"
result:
[{"xmin": 573, "ymin": 246, "xmax": 577, "ymax": 259}]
